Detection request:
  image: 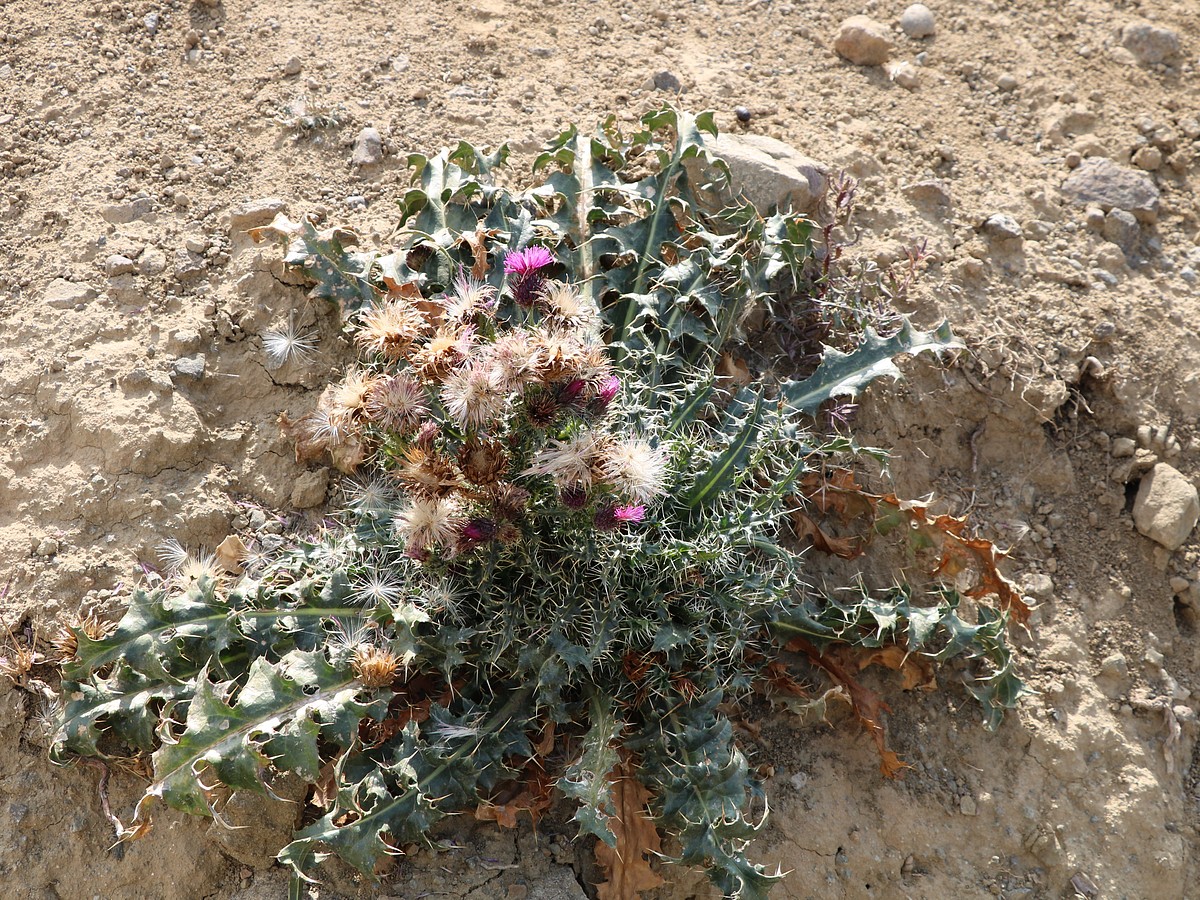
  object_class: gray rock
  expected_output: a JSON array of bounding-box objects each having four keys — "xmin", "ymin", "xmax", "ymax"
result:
[
  {"xmin": 138, "ymin": 246, "xmax": 167, "ymax": 276},
  {"xmin": 229, "ymin": 197, "xmax": 288, "ymax": 231},
  {"xmin": 1111, "ymin": 437, "xmax": 1137, "ymax": 458},
  {"xmin": 1061, "ymin": 157, "xmax": 1160, "ymax": 223},
  {"xmin": 982, "ymin": 213, "xmax": 1023, "ymax": 241},
  {"xmin": 652, "ymin": 70, "xmax": 682, "ymax": 92},
  {"xmin": 351, "ymin": 127, "xmax": 384, "ymax": 166},
  {"xmin": 44, "ymin": 279, "xmax": 97, "ymax": 309},
  {"xmin": 527, "ymin": 867, "xmax": 588, "ymax": 900},
  {"xmin": 171, "ymin": 355, "xmax": 207, "ymax": 380},
  {"xmin": 899, "ymin": 4, "xmax": 936, "ymax": 38},
  {"xmin": 102, "ymin": 198, "xmax": 154, "ymax": 224},
  {"xmin": 105, "ymin": 255, "xmax": 136, "ymax": 277},
  {"xmin": 1132, "ymin": 146, "xmax": 1162, "ymax": 171},
  {"xmin": 1133, "ymin": 464, "xmax": 1199, "ymax": 551},
  {"xmin": 35, "ymin": 538, "xmax": 59, "ymax": 557},
  {"xmin": 685, "ymin": 133, "xmax": 828, "ymax": 217},
  {"xmin": 174, "ymin": 248, "xmax": 206, "ymax": 280},
  {"xmin": 283, "ymin": 55, "xmax": 302, "ymax": 76},
  {"xmin": 834, "ymin": 15, "xmax": 894, "ymax": 66},
  {"xmin": 1101, "ymin": 208, "xmax": 1139, "ymax": 254},
  {"xmin": 1121, "ymin": 22, "xmax": 1180, "ymax": 65},
  {"xmin": 291, "ymin": 469, "xmax": 330, "ymax": 509}
]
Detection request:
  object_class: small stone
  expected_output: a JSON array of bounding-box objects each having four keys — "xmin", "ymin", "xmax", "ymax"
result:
[
  {"xmin": 345, "ymin": 195, "xmax": 367, "ymax": 210},
  {"xmin": 351, "ymin": 127, "xmax": 384, "ymax": 166},
  {"xmin": 1061, "ymin": 157, "xmax": 1160, "ymax": 223},
  {"xmin": 996, "ymin": 73, "xmax": 1019, "ymax": 92},
  {"xmin": 1065, "ymin": 151, "xmax": 1082, "ymax": 168},
  {"xmin": 1132, "ymin": 146, "xmax": 1162, "ymax": 171},
  {"xmin": 1170, "ymin": 576, "xmax": 1190, "ymax": 594},
  {"xmin": 1121, "ymin": 22, "xmax": 1180, "ymax": 66},
  {"xmin": 171, "ymin": 355, "xmax": 206, "ymax": 380},
  {"xmin": 174, "ymin": 249, "xmax": 206, "ymax": 280},
  {"xmin": 1098, "ymin": 652, "xmax": 1128, "ymax": 681},
  {"xmin": 138, "ymin": 247, "xmax": 167, "ymax": 276},
  {"xmin": 899, "ymin": 4, "xmax": 936, "ymax": 39},
  {"xmin": 35, "ymin": 538, "xmax": 59, "ymax": 557},
  {"xmin": 283, "ymin": 55, "xmax": 302, "ymax": 76},
  {"xmin": 833, "ymin": 15, "xmax": 894, "ymax": 67},
  {"xmin": 684, "ymin": 133, "xmax": 828, "ymax": 217},
  {"xmin": 1024, "ymin": 574, "xmax": 1055, "ymax": 601},
  {"xmin": 186, "ymin": 124, "xmax": 204, "ymax": 140},
  {"xmin": 1133, "ymin": 463, "xmax": 1200, "ymax": 551},
  {"xmin": 102, "ymin": 198, "xmax": 154, "ymax": 224},
  {"xmin": 174, "ymin": 191, "xmax": 191, "ymax": 209},
  {"xmin": 1137, "ymin": 424, "xmax": 1154, "ymax": 448},
  {"xmin": 652, "ymin": 70, "xmax": 682, "ymax": 92},
  {"xmin": 889, "ymin": 61, "xmax": 919, "ymax": 90},
  {"xmin": 184, "ymin": 235, "xmax": 210, "ymax": 254},
  {"xmin": 44, "ymin": 279, "xmax": 98, "ymax": 309},
  {"xmin": 105, "ymin": 255, "xmax": 136, "ymax": 277},
  {"xmin": 1111, "ymin": 437, "xmax": 1137, "ymax": 458},
  {"xmin": 959, "ymin": 795, "xmax": 978, "ymax": 816},
  {"xmin": 1084, "ymin": 206, "xmax": 1106, "ymax": 230},
  {"xmin": 734, "ymin": 105, "xmax": 751, "ymax": 123},
  {"xmin": 229, "ymin": 197, "xmax": 287, "ymax": 231},
  {"xmin": 291, "ymin": 469, "xmax": 329, "ymax": 509},
  {"xmin": 1101, "ymin": 208, "xmax": 1139, "ymax": 254},
  {"xmin": 981, "ymin": 213, "xmax": 1023, "ymax": 241}
]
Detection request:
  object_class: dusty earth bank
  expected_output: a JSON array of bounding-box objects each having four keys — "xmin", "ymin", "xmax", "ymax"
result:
[{"xmin": 3, "ymin": 0, "xmax": 1200, "ymax": 898}]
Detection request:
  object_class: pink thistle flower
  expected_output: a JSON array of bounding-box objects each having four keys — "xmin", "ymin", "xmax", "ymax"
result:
[
  {"xmin": 558, "ymin": 378, "xmax": 586, "ymax": 406},
  {"xmin": 504, "ymin": 246, "xmax": 555, "ymax": 275},
  {"xmin": 593, "ymin": 503, "xmax": 646, "ymax": 531},
  {"xmin": 560, "ymin": 485, "xmax": 588, "ymax": 509},
  {"xmin": 597, "ymin": 375, "xmax": 620, "ymax": 403},
  {"xmin": 461, "ymin": 517, "xmax": 497, "ymax": 542}
]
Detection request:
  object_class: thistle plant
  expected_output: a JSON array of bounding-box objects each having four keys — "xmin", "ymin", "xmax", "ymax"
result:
[{"xmin": 48, "ymin": 109, "xmax": 1028, "ymax": 898}]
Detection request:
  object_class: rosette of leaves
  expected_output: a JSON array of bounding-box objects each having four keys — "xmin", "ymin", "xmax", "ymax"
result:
[{"xmin": 51, "ymin": 108, "xmax": 1027, "ymax": 899}]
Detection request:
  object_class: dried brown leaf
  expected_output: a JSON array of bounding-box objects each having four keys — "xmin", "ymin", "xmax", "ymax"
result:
[
  {"xmin": 594, "ymin": 763, "xmax": 664, "ymax": 900},
  {"xmin": 792, "ymin": 510, "xmax": 863, "ymax": 559},
  {"xmin": 460, "ymin": 221, "xmax": 501, "ymax": 281},
  {"xmin": 214, "ymin": 535, "xmax": 247, "ymax": 575}
]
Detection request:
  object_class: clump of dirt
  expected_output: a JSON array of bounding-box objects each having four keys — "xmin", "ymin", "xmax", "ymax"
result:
[{"xmin": 2, "ymin": 1, "xmax": 1199, "ymax": 898}]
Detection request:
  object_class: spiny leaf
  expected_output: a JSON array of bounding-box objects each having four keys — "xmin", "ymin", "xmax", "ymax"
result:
[
  {"xmin": 558, "ymin": 697, "xmax": 623, "ymax": 846},
  {"xmin": 781, "ymin": 319, "xmax": 964, "ymax": 415}
]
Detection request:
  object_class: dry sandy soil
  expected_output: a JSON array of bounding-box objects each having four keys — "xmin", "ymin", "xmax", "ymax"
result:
[{"xmin": 3, "ymin": 0, "xmax": 1200, "ymax": 898}]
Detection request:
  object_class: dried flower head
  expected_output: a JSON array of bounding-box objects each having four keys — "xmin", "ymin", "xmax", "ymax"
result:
[
  {"xmin": 329, "ymin": 370, "xmax": 378, "ymax": 421},
  {"xmin": 441, "ymin": 273, "xmax": 498, "ymax": 322},
  {"xmin": 522, "ymin": 431, "xmax": 602, "ymax": 490},
  {"xmin": 262, "ymin": 312, "xmax": 319, "ymax": 369},
  {"xmin": 351, "ymin": 644, "xmax": 402, "ymax": 688},
  {"xmin": 414, "ymin": 326, "xmax": 471, "ymax": 380},
  {"xmin": 440, "ymin": 363, "xmax": 508, "ymax": 430},
  {"xmin": 393, "ymin": 495, "xmax": 463, "ymax": 552},
  {"xmin": 457, "ymin": 438, "xmax": 509, "ymax": 487},
  {"xmin": 540, "ymin": 280, "xmax": 599, "ymax": 332},
  {"xmin": 357, "ymin": 301, "xmax": 427, "ymax": 361},
  {"xmin": 50, "ymin": 608, "xmax": 113, "ymax": 662},
  {"xmin": 598, "ymin": 439, "xmax": 668, "ymax": 503},
  {"xmin": 364, "ymin": 373, "xmax": 428, "ymax": 433},
  {"xmin": 394, "ymin": 446, "xmax": 460, "ymax": 498},
  {"xmin": 489, "ymin": 330, "xmax": 543, "ymax": 392}
]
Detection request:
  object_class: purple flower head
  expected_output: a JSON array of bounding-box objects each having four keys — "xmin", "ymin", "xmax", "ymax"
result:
[
  {"xmin": 461, "ymin": 517, "xmax": 497, "ymax": 542},
  {"xmin": 593, "ymin": 503, "xmax": 646, "ymax": 531},
  {"xmin": 614, "ymin": 504, "xmax": 646, "ymax": 524},
  {"xmin": 597, "ymin": 375, "xmax": 621, "ymax": 403},
  {"xmin": 504, "ymin": 246, "xmax": 555, "ymax": 276},
  {"xmin": 558, "ymin": 378, "xmax": 586, "ymax": 406},
  {"xmin": 561, "ymin": 485, "xmax": 588, "ymax": 509}
]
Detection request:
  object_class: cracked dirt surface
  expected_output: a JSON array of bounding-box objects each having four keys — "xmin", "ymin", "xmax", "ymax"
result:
[{"xmin": 3, "ymin": 0, "xmax": 1200, "ymax": 897}]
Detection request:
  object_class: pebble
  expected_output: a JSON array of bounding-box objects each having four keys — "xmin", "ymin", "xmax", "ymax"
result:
[
  {"xmin": 1111, "ymin": 437, "xmax": 1137, "ymax": 458},
  {"xmin": 171, "ymin": 355, "xmax": 206, "ymax": 380},
  {"xmin": 283, "ymin": 56, "xmax": 303, "ymax": 76},
  {"xmin": 1065, "ymin": 150, "xmax": 1082, "ymax": 168},
  {"xmin": 229, "ymin": 197, "xmax": 287, "ymax": 231},
  {"xmin": 184, "ymin": 235, "xmax": 210, "ymax": 254},
  {"xmin": 734, "ymin": 105, "xmax": 751, "ymax": 123},
  {"xmin": 102, "ymin": 198, "xmax": 154, "ymax": 225},
  {"xmin": 35, "ymin": 538, "xmax": 60, "ymax": 558},
  {"xmin": 1061, "ymin": 157, "xmax": 1160, "ymax": 223},
  {"xmin": 186, "ymin": 124, "xmax": 204, "ymax": 140},
  {"xmin": 345, "ymin": 195, "xmax": 367, "ymax": 210},
  {"xmin": 889, "ymin": 61, "xmax": 919, "ymax": 90},
  {"xmin": 351, "ymin": 127, "xmax": 384, "ymax": 166},
  {"xmin": 138, "ymin": 246, "xmax": 167, "ymax": 276},
  {"xmin": 174, "ymin": 192, "xmax": 192, "ymax": 209},
  {"xmin": 105, "ymin": 255, "xmax": 136, "ymax": 277},
  {"xmin": 1120, "ymin": 22, "xmax": 1180, "ymax": 66},
  {"xmin": 1097, "ymin": 652, "xmax": 1128, "ymax": 681},
  {"xmin": 1132, "ymin": 146, "xmax": 1162, "ymax": 171},
  {"xmin": 1101, "ymin": 209, "xmax": 1139, "ymax": 254},
  {"xmin": 652, "ymin": 70, "xmax": 682, "ymax": 92},
  {"xmin": 899, "ymin": 4, "xmax": 936, "ymax": 39},
  {"xmin": 996, "ymin": 73, "xmax": 1019, "ymax": 92},
  {"xmin": 1170, "ymin": 576, "xmax": 1191, "ymax": 594},
  {"xmin": 959, "ymin": 795, "xmax": 978, "ymax": 816},
  {"xmin": 833, "ymin": 15, "xmax": 894, "ymax": 66},
  {"xmin": 1133, "ymin": 463, "xmax": 1200, "ymax": 551},
  {"xmin": 291, "ymin": 469, "xmax": 329, "ymax": 509},
  {"xmin": 44, "ymin": 279, "xmax": 97, "ymax": 309},
  {"xmin": 981, "ymin": 213, "xmax": 1023, "ymax": 241}
]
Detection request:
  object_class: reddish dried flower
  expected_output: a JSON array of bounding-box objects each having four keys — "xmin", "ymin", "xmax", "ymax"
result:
[
  {"xmin": 560, "ymin": 485, "xmax": 588, "ymax": 509},
  {"xmin": 461, "ymin": 518, "xmax": 497, "ymax": 542},
  {"xmin": 558, "ymin": 378, "xmax": 586, "ymax": 407}
]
